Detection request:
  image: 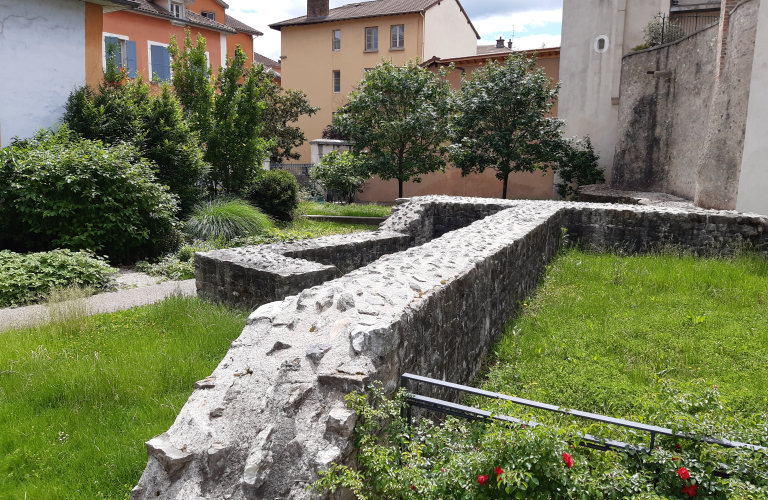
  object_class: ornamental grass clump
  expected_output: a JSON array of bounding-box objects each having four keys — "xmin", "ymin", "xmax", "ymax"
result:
[{"xmin": 184, "ymin": 198, "xmax": 273, "ymax": 242}]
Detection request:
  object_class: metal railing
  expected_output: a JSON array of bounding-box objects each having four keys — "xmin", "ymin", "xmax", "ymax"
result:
[
  {"xmin": 400, "ymin": 373, "xmax": 766, "ymax": 456},
  {"xmin": 268, "ymin": 163, "xmax": 314, "ymax": 177},
  {"xmin": 671, "ymin": 14, "xmax": 721, "ymax": 36}
]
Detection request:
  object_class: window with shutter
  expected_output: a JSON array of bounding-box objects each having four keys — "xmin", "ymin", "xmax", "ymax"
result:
[{"xmin": 104, "ymin": 36, "xmax": 124, "ymax": 69}]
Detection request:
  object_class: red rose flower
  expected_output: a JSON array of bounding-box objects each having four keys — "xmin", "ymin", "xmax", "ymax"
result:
[
  {"xmin": 676, "ymin": 443, "xmax": 682, "ymax": 450},
  {"xmin": 411, "ymin": 484, "xmax": 416, "ymax": 491},
  {"xmin": 495, "ymin": 467, "xmax": 504, "ymax": 476},
  {"xmin": 682, "ymin": 484, "xmax": 698, "ymax": 497},
  {"xmin": 477, "ymin": 475, "xmax": 490, "ymax": 486},
  {"xmin": 441, "ymin": 468, "xmax": 445, "ymax": 472},
  {"xmin": 672, "ymin": 457, "xmax": 678, "ymax": 461},
  {"xmin": 562, "ymin": 452, "xmax": 574, "ymax": 468},
  {"xmin": 677, "ymin": 467, "xmax": 690, "ymax": 480}
]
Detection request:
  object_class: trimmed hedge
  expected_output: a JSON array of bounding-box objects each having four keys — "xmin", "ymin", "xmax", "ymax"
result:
[{"xmin": 0, "ymin": 250, "xmax": 116, "ymax": 307}]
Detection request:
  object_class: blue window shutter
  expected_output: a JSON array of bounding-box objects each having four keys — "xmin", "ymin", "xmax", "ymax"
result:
[
  {"xmin": 160, "ymin": 46, "xmax": 171, "ymax": 82},
  {"xmin": 151, "ymin": 45, "xmax": 162, "ymax": 81},
  {"xmin": 126, "ymin": 41, "xmax": 137, "ymax": 78}
]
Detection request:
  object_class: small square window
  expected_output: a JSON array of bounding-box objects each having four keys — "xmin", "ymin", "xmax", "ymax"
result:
[
  {"xmin": 169, "ymin": 2, "xmax": 183, "ymax": 18},
  {"xmin": 202, "ymin": 11, "xmax": 215, "ymax": 20},
  {"xmin": 365, "ymin": 27, "xmax": 378, "ymax": 51},
  {"xmin": 332, "ymin": 70, "xmax": 341, "ymax": 93},
  {"xmin": 332, "ymin": 30, "xmax": 341, "ymax": 51},
  {"xmin": 390, "ymin": 25, "xmax": 404, "ymax": 49}
]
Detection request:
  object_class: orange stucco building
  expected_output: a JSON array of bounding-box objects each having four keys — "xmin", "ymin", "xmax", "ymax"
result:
[{"xmin": 102, "ymin": 0, "xmax": 262, "ymax": 84}]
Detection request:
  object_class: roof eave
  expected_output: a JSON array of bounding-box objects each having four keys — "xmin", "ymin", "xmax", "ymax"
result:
[
  {"xmin": 270, "ymin": 9, "xmax": 431, "ymax": 31},
  {"xmin": 130, "ymin": 9, "xmax": 238, "ymax": 34}
]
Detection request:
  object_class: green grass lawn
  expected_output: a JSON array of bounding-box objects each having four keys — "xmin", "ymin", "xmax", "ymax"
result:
[
  {"xmin": 0, "ymin": 296, "xmax": 247, "ymax": 499},
  {"xmin": 479, "ymin": 249, "xmax": 768, "ymax": 419},
  {"xmin": 299, "ymin": 201, "xmax": 392, "ymax": 218},
  {"xmin": 274, "ymin": 217, "xmax": 380, "ymax": 237}
]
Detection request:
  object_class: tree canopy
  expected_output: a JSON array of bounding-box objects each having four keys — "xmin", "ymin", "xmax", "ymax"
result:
[
  {"xmin": 334, "ymin": 59, "xmax": 454, "ymax": 198},
  {"xmin": 169, "ymin": 30, "xmax": 270, "ymax": 195},
  {"xmin": 450, "ymin": 53, "xmax": 564, "ymax": 199}
]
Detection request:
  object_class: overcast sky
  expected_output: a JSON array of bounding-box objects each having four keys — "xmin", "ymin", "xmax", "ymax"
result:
[{"xmin": 226, "ymin": 0, "xmax": 563, "ymax": 61}]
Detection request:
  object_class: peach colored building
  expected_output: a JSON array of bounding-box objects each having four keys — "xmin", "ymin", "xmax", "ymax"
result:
[
  {"xmin": 102, "ymin": 0, "xmax": 261, "ymax": 84},
  {"xmin": 270, "ymin": 0, "xmax": 480, "ymax": 164},
  {"xmin": 355, "ymin": 44, "xmax": 562, "ymax": 203}
]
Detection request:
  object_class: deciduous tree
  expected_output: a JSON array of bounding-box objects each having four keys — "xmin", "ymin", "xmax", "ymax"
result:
[
  {"xmin": 450, "ymin": 53, "xmax": 563, "ymax": 199},
  {"xmin": 334, "ymin": 60, "xmax": 454, "ymax": 198}
]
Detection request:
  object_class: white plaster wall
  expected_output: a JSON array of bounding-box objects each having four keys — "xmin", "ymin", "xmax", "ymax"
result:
[
  {"xmin": 0, "ymin": 0, "xmax": 86, "ymax": 146},
  {"xmin": 423, "ymin": 0, "xmax": 478, "ymax": 59},
  {"xmin": 735, "ymin": 0, "xmax": 768, "ymax": 216},
  {"xmin": 558, "ymin": 0, "xmax": 669, "ymax": 183}
]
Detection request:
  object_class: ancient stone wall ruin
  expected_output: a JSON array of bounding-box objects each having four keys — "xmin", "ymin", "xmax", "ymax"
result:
[{"xmin": 133, "ymin": 196, "xmax": 768, "ymax": 500}]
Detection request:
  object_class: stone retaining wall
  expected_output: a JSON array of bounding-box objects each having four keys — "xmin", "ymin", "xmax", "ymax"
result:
[{"xmin": 134, "ymin": 196, "xmax": 768, "ymax": 500}]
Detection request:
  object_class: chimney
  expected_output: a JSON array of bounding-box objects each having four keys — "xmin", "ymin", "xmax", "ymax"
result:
[
  {"xmin": 507, "ymin": 40, "xmax": 512, "ymax": 49},
  {"xmin": 308, "ymin": 0, "xmax": 329, "ymax": 18},
  {"xmin": 496, "ymin": 36, "xmax": 505, "ymax": 48}
]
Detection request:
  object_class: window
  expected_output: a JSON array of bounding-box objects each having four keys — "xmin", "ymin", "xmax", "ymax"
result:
[
  {"xmin": 169, "ymin": 1, "xmax": 183, "ymax": 18},
  {"xmin": 365, "ymin": 27, "xmax": 378, "ymax": 51},
  {"xmin": 332, "ymin": 30, "xmax": 341, "ymax": 51},
  {"xmin": 390, "ymin": 25, "xmax": 404, "ymax": 50},
  {"xmin": 103, "ymin": 34, "xmax": 137, "ymax": 78},
  {"xmin": 149, "ymin": 42, "xmax": 172, "ymax": 82},
  {"xmin": 594, "ymin": 35, "xmax": 609, "ymax": 53},
  {"xmin": 332, "ymin": 70, "xmax": 341, "ymax": 93},
  {"xmin": 202, "ymin": 11, "xmax": 215, "ymax": 20}
]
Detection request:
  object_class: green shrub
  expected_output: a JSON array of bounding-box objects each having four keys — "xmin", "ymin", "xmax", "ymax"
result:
[
  {"xmin": 246, "ymin": 169, "xmax": 300, "ymax": 221},
  {"xmin": 310, "ymin": 151, "xmax": 369, "ymax": 203},
  {"xmin": 63, "ymin": 64, "xmax": 208, "ymax": 214},
  {"xmin": 185, "ymin": 198, "xmax": 273, "ymax": 241},
  {"xmin": 313, "ymin": 382, "xmax": 768, "ymax": 500},
  {"xmin": 135, "ymin": 254, "xmax": 194, "ymax": 281},
  {"xmin": 0, "ymin": 128, "xmax": 180, "ymax": 263},
  {"xmin": 553, "ymin": 136, "xmax": 605, "ymax": 200},
  {"xmin": 0, "ymin": 249, "xmax": 116, "ymax": 307}
]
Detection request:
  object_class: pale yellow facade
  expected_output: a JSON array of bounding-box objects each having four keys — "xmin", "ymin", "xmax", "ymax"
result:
[{"xmin": 277, "ymin": 0, "xmax": 478, "ymax": 163}]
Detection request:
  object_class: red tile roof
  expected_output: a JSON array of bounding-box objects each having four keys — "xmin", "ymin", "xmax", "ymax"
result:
[
  {"xmin": 131, "ymin": 0, "xmax": 237, "ymax": 33},
  {"xmin": 225, "ymin": 14, "xmax": 263, "ymax": 36},
  {"xmin": 253, "ymin": 53, "xmax": 281, "ymax": 68},
  {"xmin": 476, "ymin": 44, "xmax": 513, "ymax": 55},
  {"xmin": 269, "ymin": 0, "xmax": 479, "ymax": 39}
]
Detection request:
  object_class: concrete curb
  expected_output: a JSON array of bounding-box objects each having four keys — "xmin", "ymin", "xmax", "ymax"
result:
[{"xmin": 304, "ymin": 214, "xmax": 388, "ymax": 225}]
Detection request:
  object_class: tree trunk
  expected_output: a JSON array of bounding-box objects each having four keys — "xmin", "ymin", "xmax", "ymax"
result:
[
  {"xmin": 399, "ymin": 179, "xmax": 403, "ymax": 199},
  {"xmin": 502, "ymin": 172, "xmax": 509, "ymax": 199}
]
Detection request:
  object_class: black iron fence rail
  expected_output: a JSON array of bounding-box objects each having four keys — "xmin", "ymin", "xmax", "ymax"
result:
[
  {"xmin": 401, "ymin": 373, "xmax": 766, "ymax": 455},
  {"xmin": 269, "ymin": 163, "xmax": 314, "ymax": 176}
]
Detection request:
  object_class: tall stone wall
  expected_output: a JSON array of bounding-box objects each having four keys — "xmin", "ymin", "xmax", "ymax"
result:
[
  {"xmin": 612, "ymin": 24, "xmax": 719, "ymax": 198},
  {"xmin": 133, "ymin": 196, "xmax": 768, "ymax": 500},
  {"xmin": 695, "ymin": 0, "xmax": 761, "ymax": 209},
  {"xmin": 612, "ymin": 0, "xmax": 760, "ymax": 209}
]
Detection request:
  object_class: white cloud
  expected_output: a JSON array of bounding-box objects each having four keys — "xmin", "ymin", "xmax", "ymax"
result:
[
  {"xmin": 484, "ymin": 34, "xmax": 562, "ymax": 51},
  {"xmin": 472, "ymin": 9, "xmax": 563, "ymax": 38}
]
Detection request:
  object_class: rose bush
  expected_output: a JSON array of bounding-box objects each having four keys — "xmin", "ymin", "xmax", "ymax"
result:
[{"xmin": 312, "ymin": 381, "xmax": 768, "ymax": 500}]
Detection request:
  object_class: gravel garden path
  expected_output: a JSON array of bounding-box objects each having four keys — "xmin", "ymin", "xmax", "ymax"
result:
[{"xmin": 0, "ymin": 270, "xmax": 195, "ymax": 332}]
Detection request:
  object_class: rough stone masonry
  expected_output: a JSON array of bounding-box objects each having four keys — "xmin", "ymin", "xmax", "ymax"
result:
[{"xmin": 132, "ymin": 196, "xmax": 768, "ymax": 500}]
